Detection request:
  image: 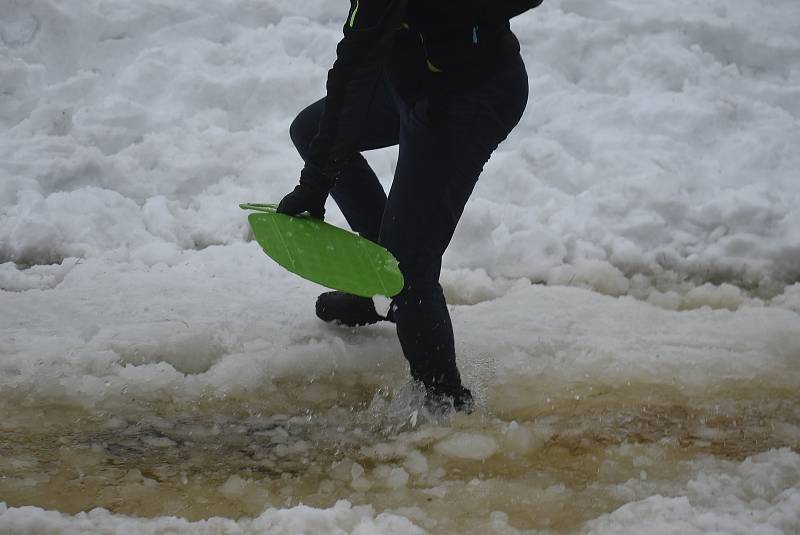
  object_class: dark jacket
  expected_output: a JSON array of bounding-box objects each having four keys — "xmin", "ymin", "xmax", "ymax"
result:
[{"xmin": 305, "ymin": 0, "xmax": 542, "ymax": 176}]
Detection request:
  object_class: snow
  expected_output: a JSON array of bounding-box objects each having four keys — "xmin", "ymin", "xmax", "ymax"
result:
[
  {"xmin": 1, "ymin": 0, "xmax": 799, "ymax": 533},
  {"xmin": 2, "ymin": 0, "xmax": 799, "ymax": 299},
  {"xmin": 0, "ymin": 500, "xmax": 425, "ymax": 535},
  {"xmin": 584, "ymin": 449, "xmax": 800, "ymax": 535}
]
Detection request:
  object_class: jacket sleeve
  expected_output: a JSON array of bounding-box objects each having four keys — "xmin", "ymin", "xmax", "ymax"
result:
[
  {"xmin": 476, "ymin": 0, "xmax": 543, "ymax": 22},
  {"xmin": 305, "ymin": 0, "xmax": 408, "ymax": 176},
  {"xmin": 504, "ymin": 0, "xmax": 544, "ymax": 19}
]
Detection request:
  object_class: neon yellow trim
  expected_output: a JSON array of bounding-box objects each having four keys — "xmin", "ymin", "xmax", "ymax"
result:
[
  {"xmin": 348, "ymin": 0, "xmax": 360, "ymax": 28},
  {"xmin": 426, "ymin": 59, "xmax": 443, "ymax": 73},
  {"xmin": 417, "ymin": 32, "xmax": 443, "ymax": 73}
]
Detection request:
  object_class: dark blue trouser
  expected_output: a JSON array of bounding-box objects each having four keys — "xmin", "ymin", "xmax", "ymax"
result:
[{"xmin": 290, "ymin": 55, "xmax": 529, "ymax": 393}]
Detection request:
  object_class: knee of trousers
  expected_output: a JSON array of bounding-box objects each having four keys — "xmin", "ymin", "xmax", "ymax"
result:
[
  {"xmin": 394, "ymin": 261, "xmax": 442, "ymax": 297},
  {"xmin": 391, "ymin": 279, "xmax": 445, "ymax": 315},
  {"xmin": 381, "ymin": 232, "xmax": 443, "ymax": 289},
  {"xmin": 289, "ymin": 107, "xmax": 320, "ymax": 157}
]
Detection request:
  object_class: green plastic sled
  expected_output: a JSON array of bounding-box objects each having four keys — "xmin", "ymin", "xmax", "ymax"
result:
[{"xmin": 240, "ymin": 203, "xmax": 404, "ymax": 298}]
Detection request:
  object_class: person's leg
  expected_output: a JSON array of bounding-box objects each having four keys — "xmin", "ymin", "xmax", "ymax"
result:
[
  {"xmin": 379, "ymin": 55, "xmax": 529, "ymax": 407},
  {"xmin": 289, "ymin": 76, "xmax": 401, "ymax": 242},
  {"xmin": 290, "ymin": 75, "xmax": 402, "ymax": 326}
]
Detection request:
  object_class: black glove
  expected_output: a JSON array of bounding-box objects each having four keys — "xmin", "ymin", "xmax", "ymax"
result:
[{"xmin": 277, "ymin": 163, "xmax": 336, "ymax": 220}]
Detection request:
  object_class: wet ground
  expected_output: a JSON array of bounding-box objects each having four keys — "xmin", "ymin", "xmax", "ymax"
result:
[{"xmin": 1, "ymin": 379, "xmax": 799, "ymax": 534}]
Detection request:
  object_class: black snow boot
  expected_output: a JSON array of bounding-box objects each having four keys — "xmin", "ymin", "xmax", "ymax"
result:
[
  {"xmin": 424, "ymin": 384, "xmax": 475, "ymax": 415},
  {"xmin": 315, "ymin": 291, "xmax": 393, "ymax": 326}
]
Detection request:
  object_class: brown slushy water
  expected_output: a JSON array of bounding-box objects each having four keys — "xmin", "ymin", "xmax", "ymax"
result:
[{"xmin": 2, "ymin": 377, "xmax": 797, "ymax": 534}]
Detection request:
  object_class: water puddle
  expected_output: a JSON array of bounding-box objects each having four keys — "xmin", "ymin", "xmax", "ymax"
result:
[{"xmin": 1, "ymin": 380, "xmax": 798, "ymax": 534}]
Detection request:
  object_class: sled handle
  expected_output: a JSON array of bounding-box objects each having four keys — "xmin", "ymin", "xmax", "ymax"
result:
[{"xmin": 239, "ymin": 203, "xmax": 278, "ymax": 213}]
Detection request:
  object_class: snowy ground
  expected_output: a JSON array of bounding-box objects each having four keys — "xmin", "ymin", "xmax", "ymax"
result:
[{"xmin": 1, "ymin": 0, "xmax": 799, "ymax": 534}]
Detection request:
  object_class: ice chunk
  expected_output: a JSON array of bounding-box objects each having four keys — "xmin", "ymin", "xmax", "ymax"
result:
[
  {"xmin": 435, "ymin": 432, "xmax": 498, "ymax": 460},
  {"xmin": 219, "ymin": 475, "xmax": 248, "ymax": 496},
  {"xmin": 350, "ymin": 462, "xmax": 364, "ymax": 481},
  {"xmin": 403, "ymin": 450, "xmax": 429, "ymax": 475},
  {"xmin": 503, "ymin": 421, "xmax": 535, "ymax": 455},
  {"xmin": 682, "ymin": 283, "xmax": 748, "ymax": 311},
  {"xmin": 386, "ymin": 468, "xmax": 409, "ymax": 489}
]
